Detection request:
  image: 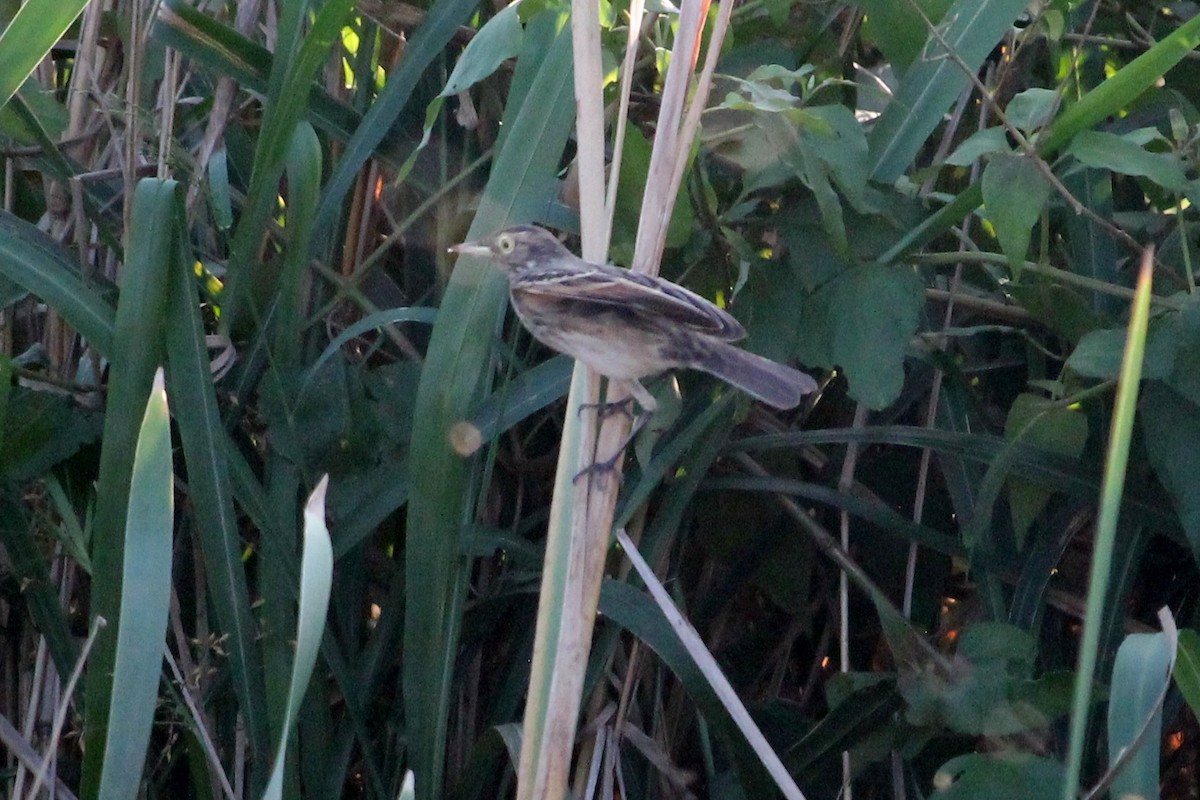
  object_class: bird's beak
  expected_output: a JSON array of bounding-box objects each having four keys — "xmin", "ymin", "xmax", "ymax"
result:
[{"xmin": 448, "ymin": 240, "xmax": 491, "ymax": 257}]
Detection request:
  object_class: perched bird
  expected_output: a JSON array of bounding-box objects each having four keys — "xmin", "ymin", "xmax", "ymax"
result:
[{"xmin": 450, "ymin": 225, "xmax": 818, "ymax": 417}]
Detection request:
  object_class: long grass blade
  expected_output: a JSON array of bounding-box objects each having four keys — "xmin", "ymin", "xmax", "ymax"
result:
[
  {"xmin": 1061, "ymin": 248, "xmax": 1154, "ymax": 799},
  {"xmin": 80, "ymin": 179, "xmax": 177, "ymax": 797},
  {"xmin": 95, "ymin": 369, "xmax": 173, "ymax": 800},
  {"xmin": 403, "ymin": 10, "xmax": 577, "ymax": 799}
]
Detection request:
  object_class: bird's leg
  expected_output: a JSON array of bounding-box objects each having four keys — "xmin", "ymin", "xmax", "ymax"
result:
[{"xmin": 573, "ymin": 380, "xmax": 656, "ymax": 483}]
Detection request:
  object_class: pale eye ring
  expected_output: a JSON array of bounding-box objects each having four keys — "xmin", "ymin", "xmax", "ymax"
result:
[{"xmin": 497, "ymin": 235, "xmax": 515, "ymax": 254}]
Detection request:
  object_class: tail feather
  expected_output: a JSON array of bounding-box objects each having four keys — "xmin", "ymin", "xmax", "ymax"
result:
[{"xmin": 696, "ymin": 341, "xmax": 818, "ymax": 409}]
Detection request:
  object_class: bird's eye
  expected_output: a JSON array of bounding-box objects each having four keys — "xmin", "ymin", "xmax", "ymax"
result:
[{"xmin": 497, "ymin": 234, "xmax": 515, "ymax": 254}]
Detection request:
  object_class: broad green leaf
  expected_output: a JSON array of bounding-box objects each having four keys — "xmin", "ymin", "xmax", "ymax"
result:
[
  {"xmin": 96, "ymin": 369, "xmax": 173, "ymax": 800},
  {"xmin": 943, "ymin": 126, "xmax": 1009, "ymax": 167},
  {"xmin": 853, "ymin": 0, "xmax": 954, "ymax": 72},
  {"xmin": 613, "ymin": 124, "xmax": 694, "ymax": 255},
  {"xmin": 796, "ymin": 264, "xmax": 924, "ymax": 409},
  {"xmin": 1108, "ymin": 629, "xmax": 1174, "ymax": 800},
  {"xmin": 1065, "ymin": 323, "xmax": 1170, "ymax": 381},
  {"xmin": 1068, "ymin": 302, "xmax": 1200, "ymax": 401},
  {"xmin": 1005, "ymin": 88, "xmax": 1058, "ymax": 132},
  {"xmin": 441, "ymin": 3, "xmax": 523, "ymax": 96},
  {"xmin": 1142, "ymin": 382, "xmax": 1200, "ymax": 564},
  {"xmin": 981, "ymin": 153, "xmax": 1052, "ymax": 267},
  {"xmin": 1157, "ymin": 301, "xmax": 1200, "ymax": 405},
  {"xmin": 932, "ymin": 752, "xmax": 1064, "ymax": 799},
  {"xmin": 1066, "ymin": 129, "xmax": 1188, "ymax": 191},
  {"xmin": 901, "ymin": 624, "xmax": 1058, "ymax": 737},
  {"xmin": 1004, "ymin": 394, "xmax": 1088, "ymax": 549},
  {"xmin": 0, "ymin": 387, "xmax": 103, "ymax": 482}
]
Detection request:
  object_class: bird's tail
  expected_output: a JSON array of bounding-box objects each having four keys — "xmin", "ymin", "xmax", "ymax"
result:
[{"xmin": 696, "ymin": 341, "xmax": 818, "ymax": 409}]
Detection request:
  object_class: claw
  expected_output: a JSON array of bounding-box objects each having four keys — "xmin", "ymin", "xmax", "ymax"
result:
[
  {"xmin": 572, "ymin": 452, "xmax": 625, "ymax": 484},
  {"xmin": 571, "ymin": 407, "xmax": 653, "ymax": 484}
]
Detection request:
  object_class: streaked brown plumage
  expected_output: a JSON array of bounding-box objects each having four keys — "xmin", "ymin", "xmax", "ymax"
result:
[{"xmin": 449, "ymin": 224, "xmax": 818, "ymax": 414}]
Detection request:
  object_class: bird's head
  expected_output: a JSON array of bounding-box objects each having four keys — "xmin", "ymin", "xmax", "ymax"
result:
[{"xmin": 448, "ymin": 225, "xmax": 570, "ymax": 274}]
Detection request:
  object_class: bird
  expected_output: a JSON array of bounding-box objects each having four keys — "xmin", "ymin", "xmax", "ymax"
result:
[{"xmin": 449, "ymin": 225, "xmax": 818, "ymax": 420}]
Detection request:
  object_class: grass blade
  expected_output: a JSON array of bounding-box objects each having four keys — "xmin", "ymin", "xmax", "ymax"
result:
[
  {"xmin": 96, "ymin": 370, "xmax": 173, "ymax": 800},
  {"xmin": 80, "ymin": 179, "xmax": 176, "ymax": 797},
  {"xmin": 403, "ymin": 10, "xmax": 576, "ymax": 798},
  {"xmin": 0, "ymin": 211, "xmax": 115, "ymax": 354},
  {"xmin": 1061, "ymin": 249, "xmax": 1155, "ymax": 799},
  {"xmin": 263, "ymin": 476, "xmax": 334, "ymax": 800},
  {"xmin": 165, "ymin": 216, "xmax": 270, "ymax": 767},
  {"xmin": 0, "ymin": 0, "xmax": 88, "ymax": 108}
]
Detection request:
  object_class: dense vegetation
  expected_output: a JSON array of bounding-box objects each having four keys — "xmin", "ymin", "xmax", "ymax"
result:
[{"xmin": 0, "ymin": 0, "xmax": 1198, "ymax": 798}]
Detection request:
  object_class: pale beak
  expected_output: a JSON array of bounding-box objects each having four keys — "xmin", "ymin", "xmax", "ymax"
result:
[{"xmin": 448, "ymin": 241, "xmax": 491, "ymax": 257}]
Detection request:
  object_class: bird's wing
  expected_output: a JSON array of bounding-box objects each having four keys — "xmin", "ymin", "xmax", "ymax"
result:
[{"xmin": 513, "ymin": 262, "xmax": 747, "ymax": 341}]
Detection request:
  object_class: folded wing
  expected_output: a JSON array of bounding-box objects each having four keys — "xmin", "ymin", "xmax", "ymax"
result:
[{"xmin": 513, "ymin": 262, "xmax": 746, "ymax": 341}]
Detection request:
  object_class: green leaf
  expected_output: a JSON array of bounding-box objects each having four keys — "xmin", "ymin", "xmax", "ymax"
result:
[
  {"xmin": 853, "ymin": 0, "xmax": 954, "ymax": 72},
  {"xmin": 981, "ymin": 153, "xmax": 1052, "ymax": 267},
  {"xmin": 1107, "ymin": 629, "xmax": 1173, "ymax": 800},
  {"xmin": 311, "ymin": 0, "xmax": 483, "ymax": 244},
  {"xmin": 1065, "ymin": 319, "xmax": 1174, "ymax": 381},
  {"xmin": 0, "ymin": 210, "xmax": 115, "ymax": 354},
  {"xmin": 221, "ymin": 0, "xmax": 357, "ymax": 329},
  {"xmin": 1176, "ymin": 629, "xmax": 1200, "ymax": 719},
  {"xmin": 263, "ymin": 477, "xmax": 334, "ymax": 800},
  {"xmin": 1066, "ymin": 129, "xmax": 1188, "ymax": 191},
  {"xmin": 901, "ymin": 624, "xmax": 1057, "ymax": 737},
  {"xmin": 81, "ymin": 180, "xmax": 176, "ymax": 797},
  {"xmin": 867, "ymin": 0, "xmax": 1032, "ymax": 182},
  {"xmin": 614, "ymin": 124, "xmax": 694, "ymax": 253},
  {"xmin": 1142, "ymin": 382, "xmax": 1200, "ymax": 564},
  {"xmin": 96, "ymin": 370, "xmax": 174, "ymax": 800},
  {"xmin": 403, "ymin": 12, "xmax": 577, "ymax": 799},
  {"xmin": 441, "ymin": 3, "xmax": 523, "ymax": 96},
  {"xmin": 165, "ymin": 219, "xmax": 270, "ymax": 763},
  {"xmin": 944, "ymin": 126, "xmax": 1010, "ymax": 167},
  {"xmin": 1005, "ymin": 88, "xmax": 1058, "ymax": 132},
  {"xmin": 796, "ymin": 264, "xmax": 924, "ymax": 409},
  {"xmin": 1004, "ymin": 394, "xmax": 1089, "ymax": 549},
  {"xmin": 1157, "ymin": 301, "xmax": 1200, "ymax": 405},
  {"xmin": 0, "ymin": 387, "xmax": 103, "ymax": 482},
  {"xmin": 0, "ymin": 0, "xmax": 88, "ymax": 109},
  {"xmin": 932, "ymin": 752, "xmax": 1064, "ymax": 799},
  {"xmin": 1038, "ymin": 14, "xmax": 1200, "ymax": 156}
]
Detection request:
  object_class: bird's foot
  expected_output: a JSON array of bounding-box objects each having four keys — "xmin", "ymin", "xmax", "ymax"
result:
[
  {"xmin": 578, "ymin": 395, "xmax": 637, "ymax": 421},
  {"xmin": 571, "ymin": 410, "xmax": 651, "ymax": 485},
  {"xmin": 572, "ymin": 452, "xmax": 625, "ymax": 485}
]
